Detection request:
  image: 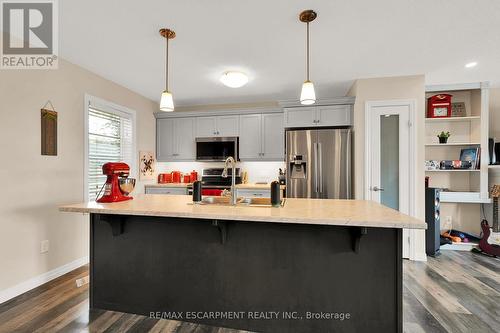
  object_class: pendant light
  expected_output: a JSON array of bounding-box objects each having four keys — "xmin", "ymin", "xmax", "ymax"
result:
[
  {"xmin": 299, "ymin": 10, "xmax": 317, "ymax": 105},
  {"xmin": 159, "ymin": 28, "xmax": 176, "ymax": 112}
]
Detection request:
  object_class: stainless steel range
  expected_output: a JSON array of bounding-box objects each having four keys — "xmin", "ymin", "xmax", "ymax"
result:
[{"xmin": 199, "ymin": 168, "xmax": 242, "ymax": 196}]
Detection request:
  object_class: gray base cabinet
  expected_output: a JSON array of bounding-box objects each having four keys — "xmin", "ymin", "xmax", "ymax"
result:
[
  {"xmin": 145, "ymin": 186, "xmax": 188, "ymax": 195},
  {"xmin": 235, "ymin": 188, "xmax": 271, "ymax": 198}
]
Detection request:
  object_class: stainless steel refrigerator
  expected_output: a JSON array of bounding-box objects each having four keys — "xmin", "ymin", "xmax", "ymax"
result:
[{"xmin": 286, "ymin": 128, "xmax": 352, "ymax": 199}]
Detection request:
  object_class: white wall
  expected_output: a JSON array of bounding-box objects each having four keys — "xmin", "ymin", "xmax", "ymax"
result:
[
  {"xmin": 0, "ymin": 58, "xmax": 156, "ymax": 295},
  {"xmin": 157, "ymin": 161, "xmax": 285, "ymax": 184},
  {"xmin": 347, "ymin": 75, "xmax": 426, "ymax": 259}
]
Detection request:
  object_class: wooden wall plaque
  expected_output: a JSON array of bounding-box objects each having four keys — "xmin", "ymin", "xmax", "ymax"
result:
[{"xmin": 41, "ymin": 109, "xmax": 57, "ymax": 156}]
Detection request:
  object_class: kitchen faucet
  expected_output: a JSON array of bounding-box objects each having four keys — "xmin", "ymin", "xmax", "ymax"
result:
[{"xmin": 222, "ymin": 156, "xmax": 237, "ymax": 205}]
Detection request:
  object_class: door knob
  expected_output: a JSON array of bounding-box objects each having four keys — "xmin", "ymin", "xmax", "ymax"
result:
[{"xmin": 372, "ymin": 186, "xmax": 384, "ymax": 192}]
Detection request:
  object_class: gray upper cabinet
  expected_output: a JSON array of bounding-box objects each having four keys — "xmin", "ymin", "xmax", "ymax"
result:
[
  {"xmin": 262, "ymin": 113, "xmax": 284, "ymax": 160},
  {"xmin": 196, "ymin": 117, "xmax": 217, "ymax": 137},
  {"xmin": 316, "ymin": 105, "xmax": 352, "ymax": 126},
  {"xmin": 175, "ymin": 118, "xmax": 195, "ymax": 160},
  {"xmin": 239, "ymin": 114, "xmax": 262, "ymax": 160},
  {"xmin": 157, "ymin": 118, "xmax": 175, "ymax": 161},
  {"xmin": 239, "ymin": 113, "xmax": 284, "ymax": 161},
  {"xmin": 284, "ymin": 107, "xmax": 316, "ymax": 128},
  {"xmin": 157, "ymin": 117, "xmax": 195, "ymax": 161},
  {"xmin": 195, "ymin": 115, "xmax": 239, "ymax": 137},
  {"xmin": 284, "ymin": 105, "xmax": 352, "ymax": 128},
  {"xmin": 156, "ymin": 109, "xmax": 283, "ymax": 162},
  {"xmin": 216, "ymin": 115, "xmax": 239, "ymax": 136}
]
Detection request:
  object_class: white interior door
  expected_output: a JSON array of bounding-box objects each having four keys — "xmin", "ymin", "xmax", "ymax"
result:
[{"xmin": 366, "ymin": 102, "xmax": 414, "ymax": 259}]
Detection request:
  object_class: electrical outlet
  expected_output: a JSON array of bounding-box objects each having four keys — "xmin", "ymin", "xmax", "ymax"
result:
[
  {"xmin": 442, "ymin": 216, "xmax": 452, "ymax": 230},
  {"xmin": 40, "ymin": 240, "xmax": 49, "ymax": 253}
]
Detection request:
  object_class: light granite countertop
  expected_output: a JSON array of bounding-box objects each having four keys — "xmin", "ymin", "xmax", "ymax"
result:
[{"xmin": 59, "ymin": 194, "xmax": 426, "ymax": 229}]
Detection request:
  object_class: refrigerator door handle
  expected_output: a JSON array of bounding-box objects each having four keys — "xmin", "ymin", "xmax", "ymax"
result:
[
  {"xmin": 318, "ymin": 142, "xmax": 323, "ymax": 193},
  {"xmin": 313, "ymin": 142, "xmax": 319, "ymax": 193}
]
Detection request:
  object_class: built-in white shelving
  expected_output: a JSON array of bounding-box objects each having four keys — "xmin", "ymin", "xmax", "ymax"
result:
[
  {"xmin": 425, "ymin": 82, "xmax": 489, "ymax": 206},
  {"xmin": 440, "ymin": 191, "xmax": 491, "ymax": 203},
  {"xmin": 425, "ymin": 116, "xmax": 480, "ymax": 123},
  {"xmin": 425, "ymin": 142, "xmax": 480, "ymax": 147},
  {"xmin": 425, "ymin": 169, "xmax": 480, "ymax": 172}
]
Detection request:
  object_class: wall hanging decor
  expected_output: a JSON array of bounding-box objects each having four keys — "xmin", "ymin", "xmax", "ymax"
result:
[
  {"xmin": 41, "ymin": 101, "xmax": 57, "ymax": 156},
  {"xmin": 139, "ymin": 151, "xmax": 155, "ymax": 180}
]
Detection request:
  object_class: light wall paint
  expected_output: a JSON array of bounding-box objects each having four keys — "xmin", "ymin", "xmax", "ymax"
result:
[
  {"xmin": 157, "ymin": 161, "xmax": 285, "ymax": 184},
  {"xmin": 0, "ymin": 58, "xmax": 157, "ymax": 293},
  {"xmin": 484, "ymin": 88, "xmax": 500, "ymax": 228},
  {"xmin": 347, "ymin": 75, "xmax": 426, "ymax": 258}
]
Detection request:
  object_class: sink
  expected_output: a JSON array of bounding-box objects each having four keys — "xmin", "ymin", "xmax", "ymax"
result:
[
  {"xmin": 191, "ymin": 196, "xmax": 285, "ymax": 207},
  {"xmin": 196, "ymin": 196, "xmax": 243, "ymax": 205},
  {"xmin": 238, "ymin": 197, "xmax": 286, "ymax": 207}
]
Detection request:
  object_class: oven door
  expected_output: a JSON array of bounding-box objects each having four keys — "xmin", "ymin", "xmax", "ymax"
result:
[{"xmin": 196, "ymin": 137, "xmax": 238, "ymax": 161}]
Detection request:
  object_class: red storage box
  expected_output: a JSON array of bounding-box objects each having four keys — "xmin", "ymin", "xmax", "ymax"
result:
[{"xmin": 427, "ymin": 94, "xmax": 452, "ymax": 118}]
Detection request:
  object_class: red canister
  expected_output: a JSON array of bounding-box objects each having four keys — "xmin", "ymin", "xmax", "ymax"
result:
[
  {"xmin": 190, "ymin": 170, "xmax": 198, "ymax": 182},
  {"xmin": 183, "ymin": 175, "xmax": 191, "ymax": 183},
  {"xmin": 158, "ymin": 173, "xmax": 172, "ymax": 183},
  {"xmin": 171, "ymin": 171, "xmax": 181, "ymax": 183}
]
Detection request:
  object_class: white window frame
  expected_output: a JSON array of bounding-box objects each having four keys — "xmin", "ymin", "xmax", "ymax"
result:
[{"xmin": 84, "ymin": 94, "xmax": 137, "ymax": 202}]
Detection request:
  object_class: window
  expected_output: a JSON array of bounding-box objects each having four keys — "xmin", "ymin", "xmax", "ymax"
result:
[{"xmin": 85, "ymin": 96, "xmax": 136, "ymax": 201}]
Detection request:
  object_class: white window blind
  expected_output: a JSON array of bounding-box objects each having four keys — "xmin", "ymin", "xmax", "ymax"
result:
[{"xmin": 87, "ymin": 106, "xmax": 133, "ymax": 201}]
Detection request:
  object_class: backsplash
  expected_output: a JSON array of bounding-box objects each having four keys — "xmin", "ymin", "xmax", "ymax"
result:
[{"xmin": 156, "ymin": 161, "xmax": 285, "ymax": 184}]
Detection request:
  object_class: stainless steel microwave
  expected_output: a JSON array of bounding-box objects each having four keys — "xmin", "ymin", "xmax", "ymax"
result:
[{"xmin": 195, "ymin": 137, "xmax": 239, "ymax": 161}]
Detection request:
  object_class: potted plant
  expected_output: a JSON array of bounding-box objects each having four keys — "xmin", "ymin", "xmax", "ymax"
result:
[{"xmin": 437, "ymin": 131, "xmax": 451, "ymax": 144}]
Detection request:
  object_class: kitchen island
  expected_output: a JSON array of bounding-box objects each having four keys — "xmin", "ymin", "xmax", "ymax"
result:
[{"xmin": 60, "ymin": 195, "xmax": 425, "ymax": 333}]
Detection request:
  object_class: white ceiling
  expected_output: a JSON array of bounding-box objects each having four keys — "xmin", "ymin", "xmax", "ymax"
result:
[{"xmin": 59, "ymin": 0, "xmax": 500, "ymax": 106}]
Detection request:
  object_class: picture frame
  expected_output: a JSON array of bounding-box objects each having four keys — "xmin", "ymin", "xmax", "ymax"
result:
[
  {"xmin": 451, "ymin": 102, "xmax": 466, "ymax": 117},
  {"xmin": 139, "ymin": 151, "xmax": 155, "ymax": 180}
]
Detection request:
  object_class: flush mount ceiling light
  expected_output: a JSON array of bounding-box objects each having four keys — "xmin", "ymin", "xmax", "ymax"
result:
[
  {"xmin": 220, "ymin": 71, "xmax": 249, "ymax": 88},
  {"xmin": 159, "ymin": 28, "xmax": 176, "ymax": 112},
  {"xmin": 465, "ymin": 61, "xmax": 478, "ymax": 68},
  {"xmin": 299, "ymin": 10, "xmax": 317, "ymax": 105}
]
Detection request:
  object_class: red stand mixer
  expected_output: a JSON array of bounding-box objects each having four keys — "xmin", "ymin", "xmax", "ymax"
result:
[{"xmin": 96, "ymin": 162, "xmax": 136, "ymax": 203}]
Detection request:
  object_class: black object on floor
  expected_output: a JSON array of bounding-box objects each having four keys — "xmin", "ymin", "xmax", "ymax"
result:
[{"xmin": 425, "ymin": 187, "xmax": 441, "ymax": 256}]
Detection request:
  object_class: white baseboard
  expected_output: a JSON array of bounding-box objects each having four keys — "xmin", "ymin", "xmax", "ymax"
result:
[
  {"xmin": 412, "ymin": 251, "xmax": 428, "ymax": 262},
  {"xmin": 0, "ymin": 256, "xmax": 89, "ymax": 305}
]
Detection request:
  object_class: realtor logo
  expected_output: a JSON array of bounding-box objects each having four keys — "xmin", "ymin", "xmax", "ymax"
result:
[{"xmin": 1, "ymin": 0, "xmax": 58, "ymax": 69}]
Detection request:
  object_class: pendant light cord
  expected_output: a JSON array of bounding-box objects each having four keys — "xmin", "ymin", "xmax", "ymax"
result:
[
  {"xmin": 165, "ymin": 36, "xmax": 169, "ymax": 91},
  {"xmin": 306, "ymin": 22, "xmax": 310, "ymax": 81}
]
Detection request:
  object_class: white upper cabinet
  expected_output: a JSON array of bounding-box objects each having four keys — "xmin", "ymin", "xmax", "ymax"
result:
[
  {"xmin": 196, "ymin": 117, "xmax": 217, "ymax": 137},
  {"xmin": 239, "ymin": 113, "xmax": 284, "ymax": 161},
  {"xmin": 216, "ymin": 115, "xmax": 239, "ymax": 136},
  {"xmin": 239, "ymin": 114, "xmax": 262, "ymax": 160},
  {"xmin": 195, "ymin": 115, "xmax": 239, "ymax": 137},
  {"xmin": 157, "ymin": 118, "xmax": 195, "ymax": 161},
  {"xmin": 262, "ymin": 113, "xmax": 284, "ymax": 160},
  {"xmin": 284, "ymin": 105, "xmax": 352, "ymax": 128}
]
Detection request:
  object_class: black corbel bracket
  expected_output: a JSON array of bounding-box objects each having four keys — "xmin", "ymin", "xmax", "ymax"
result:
[
  {"xmin": 350, "ymin": 227, "xmax": 368, "ymax": 253},
  {"xmin": 100, "ymin": 215, "xmax": 126, "ymax": 236},
  {"xmin": 212, "ymin": 220, "xmax": 228, "ymax": 245}
]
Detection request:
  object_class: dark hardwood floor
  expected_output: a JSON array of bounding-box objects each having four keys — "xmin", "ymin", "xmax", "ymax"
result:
[{"xmin": 0, "ymin": 251, "xmax": 498, "ymax": 333}]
